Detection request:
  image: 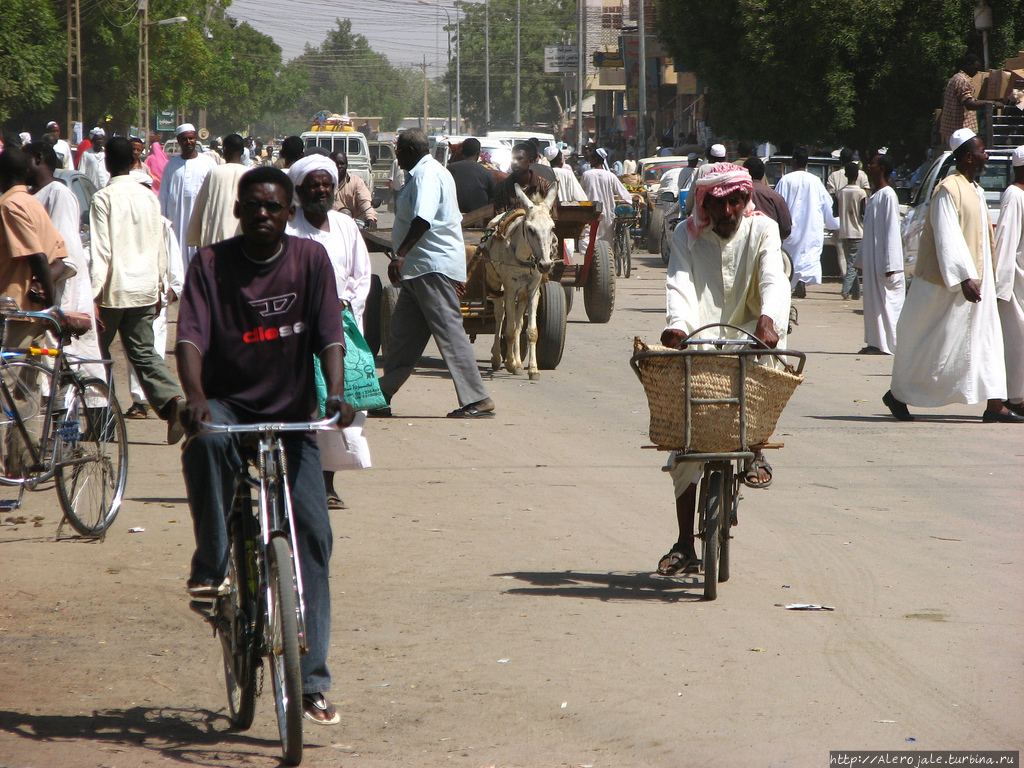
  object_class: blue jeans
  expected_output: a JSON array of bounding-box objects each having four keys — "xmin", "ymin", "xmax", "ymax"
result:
[
  {"xmin": 840, "ymin": 238, "xmax": 862, "ymax": 299},
  {"xmin": 182, "ymin": 400, "xmax": 334, "ymax": 694}
]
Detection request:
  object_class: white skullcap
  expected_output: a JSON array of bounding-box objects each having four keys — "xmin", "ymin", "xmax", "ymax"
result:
[
  {"xmin": 46, "ymin": 121, "xmax": 59, "ymax": 129},
  {"xmin": 18, "ymin": 133, "xmax": 31, "ymax": 145},
  {"xmin": 687, "ymin": 152, "xmax": 698, "ymax": 161},
  {"xmin": 543, "ymin": 145, "xmax": 559, "ymax": 160},
  {"xmin": 175, "ymin": 123, "xmax": 197, "ymax": 136},
  {"xmin": 595, "ymin": 147, "xmax": 608, "ymax": 160},
  {"xmin": 90, "ymin": 127, "xmax": 105, "ymax": 137},
  {"xmin": 709, "ymin": 143, "xmax": 727, "ymax": 158},
  {"xmin": 288, "ymin": 154, "xmax": 339, "ymax": 188},
  {"xmin": 949, "ymin": 128, "xmax": 976, "ymax": 152},
  {"xmin": 1011, "ymin": 145, "xmax": 1024, "ymax": 167}
]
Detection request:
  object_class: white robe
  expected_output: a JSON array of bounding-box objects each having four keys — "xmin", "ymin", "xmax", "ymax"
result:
[
  {"xmin": 891, "ymin": 183, "xmax": 1005, "ymax": 407},
  {"xmin": 666, "ymin": 214, "xmax": 792, "ymax": 491},
  {"xmin": 857, "ymin": 186, "xmax": 905, "ymax": 354},
  {"xmin": 33, "ymin": 182, "xmax": 104, "ymax": 383},
  {"xmin": 185, "ymin": 163, "xmax": 248, "ymax": 248},
  {"xmin": 158, "ymin": 153, "xmax": 216, "ymax": 267},
  {"xmin": 286, "ymin": 209, "xmax": 373, "ymax": 471},
  {"xmin": 994, "ymin": 183, "xmax": 1024, "ymax": 400},
  {"xmin": 580, "ymin": 168, "xmax": 630, "ymax": 244},
  {"xmin": 78, "ymin": 149, "xmax": 109, "ymax": 190},
  {"xmin": 775, "ymin": 170, "xmax": 840, "ymax": 287}
]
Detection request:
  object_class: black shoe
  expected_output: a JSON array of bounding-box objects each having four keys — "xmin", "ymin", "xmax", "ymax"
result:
[
  {"xmin": 1004, "ymin": 400, "xmax": 1024, "ymax": 417},
  {"xmin": 858, "ymin": 346, "xmax": 885, "ymax": 355},
  {"xmin": 882, "ymin": 390, "xmax": 914, "ymax": 421},
  {"xmin": 367, "ymin": 406, "xmax": 392, "ymax": 418},
  {"xmin": 982, "ymin": 409, "xmax": 1024, "ymax": 423},
  {"xmin": 124, "ymin": 403, "xmax": 149, "ymax": 419},
  {"xmin": 791, "ymin": 281, "xmax": 806, "ymax": 299}
]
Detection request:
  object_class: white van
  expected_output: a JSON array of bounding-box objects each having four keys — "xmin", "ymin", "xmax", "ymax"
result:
[
  {"xmin": 300, "ymin": 130, "xmax": 373, "ymax": 194},
  {"xmin": 432, "ymin": 135, "xmax": 513, "ymax": 173},
  {"xmin": 486, "ymin": 130, "xmax": 558, "ymax": 156}
]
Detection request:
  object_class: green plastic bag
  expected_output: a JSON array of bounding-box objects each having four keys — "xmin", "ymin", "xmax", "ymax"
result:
[{"xmin": 314, "ymin": 307, "xmax": 387, "ymax": 414}]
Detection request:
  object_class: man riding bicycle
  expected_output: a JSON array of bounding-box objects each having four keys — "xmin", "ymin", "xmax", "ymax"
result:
[{"xmin": 175, "ymin": 167, "xmax": 355, "ymax": 725}]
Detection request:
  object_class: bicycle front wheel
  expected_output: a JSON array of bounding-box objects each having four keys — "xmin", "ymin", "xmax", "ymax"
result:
[
  {"xmin": 267, "ymin": 534, "xmax": 303, "ymax": 765},
  {"xmin": 701, "ymin": 470, "xmax": 723, "ymax": 601},
  {"xmin": 220, "ymin": 504, "xmax": 258, "ymax": 729},
  {"xmin": 55, "ymin": 377, "xmax": 128, "ymax": 537}
]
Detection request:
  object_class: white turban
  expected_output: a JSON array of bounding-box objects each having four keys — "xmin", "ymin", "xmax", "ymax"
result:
[
  {"xmin": 1012, "ymin": 145, "xmax": 1024, "ymax": 167},
  {"xmin": 18, "ymin": 133, "xmax": 31, "ymax": 145},
  {"xmin": 595, "ymin": 147, "xmax": 608, "ymax": 160},
  {"xmin": 288, "ymin": 154, "xmax": 339, "ymax": 189},
  {"xmin": 709, "ymin": 143, "xmax": 727, "ymax": 158},
  {"xmin": 90, "ymin": 127, "xmax": 105, "ymax": 138},
  {"xmin": 543, "ymin": 145, "xmax": 560, "ymax": 161},
  {"xmin": 949, "ymin": 128, "xmax": 975, "ymax": 152},
  {"xmin": 175, "ymin": 123, "xmax": 196, "ymax": 136}
]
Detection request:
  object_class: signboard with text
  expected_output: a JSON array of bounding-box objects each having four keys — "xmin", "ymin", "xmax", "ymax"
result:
[{"xmin": 545, "ymin": 45, "xmax": 579, "ymax": 73}]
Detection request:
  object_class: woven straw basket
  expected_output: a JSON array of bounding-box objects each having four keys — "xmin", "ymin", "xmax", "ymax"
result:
[{"xmin": 632, "ymin": 338, "xmax": 803, "ymax": 452}]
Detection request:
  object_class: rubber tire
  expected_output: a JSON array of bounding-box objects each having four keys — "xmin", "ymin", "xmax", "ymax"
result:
[
  {"xmin": 646, "ymin": 215, "xmax": 660, "ymax": 253},
  {"xmin": 702, "ymin": 471, "xmax": 723, "ymax": 601},
  {"xmin": 661, "ymin": 225, "xmax": 672, "ymax": 266},
  {"xmin": 584, "ymin": 240, "xmax": 615, "ymax": 324},
  {"xmin": 718, "ymin": 469, "xmax": 734, "ymax": 584},
  {"xmin": 0, "ymin": 360, "xmax": 53, "ymax": 483},
  {"xmin": 533, "ymin": 280, "xmax": 566, "ymax": 370},
  {"xmin": 379, "ymin": 283, "xmax": 401, "ymax": 359},
  {"xmin": 364, "ymin": 274, "xmax": 383, "ymax": 356},
  {"xmin": 621, "ymin": 226, "xmax": 632, "ymax": 278},
  {"xmin": 221, "ymin": 507, "xmax": 257, "ymax": 729},
  {"xmin": 563, "ymin": 285, "xmax": 574, "ymax": 316},
  {"xmin": 268, "ymin": 534, "xmax": 303, "ymax": 766},
  {"xmin": 55, "ymin": 377, "xmax": 128, "ymax": 537}
]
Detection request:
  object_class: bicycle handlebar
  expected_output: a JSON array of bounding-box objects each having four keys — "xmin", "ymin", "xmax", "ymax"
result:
[{"xmin": 200, "ymin": 412, "xmax": 341, "ymax": 435}]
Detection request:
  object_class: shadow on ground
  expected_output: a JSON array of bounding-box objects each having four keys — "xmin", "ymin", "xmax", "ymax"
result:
[{"xmin": 495, "ymin": 570, "xmax": 705, "ymax": 603}]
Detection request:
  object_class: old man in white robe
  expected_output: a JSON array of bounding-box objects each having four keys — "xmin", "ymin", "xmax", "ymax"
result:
[
  {"xmin": 857, "ymin": 153, "xmax": 905, "ymax": 355},
  {"xmin": 884, "ymin": 129, "xmax": 1021, "ymax": 423},
  {"xmin": 185, "ymin": 133, "xmax": 248, "ymax": 249},
  {"xmin": 994, "ymin": 145, "xmax": 1024, "ymax": 413},
  {"xmin": 286, "ymin": 155, "xmax": 373, "ymax": 510},
  {"xmin": 158, "ymin": 123, "xmax": 216, "ymax": 267},
  {"xmin": 656, "ymin": 164, "xmax": 791, "ymax": 575},
  {"xmin": 775, "ymin": 147, "xmax": 839, "ymax": 296}
]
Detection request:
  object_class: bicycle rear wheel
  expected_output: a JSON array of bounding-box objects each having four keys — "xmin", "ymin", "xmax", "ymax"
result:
[
  {"xmin": 701, "ymin": 470, "xmax": 723, "ymax": 601},
  {"xmin": 0, "ymin": 360, "xmax": 53, "ymax": 482},
  {"xmin": 220, "ymin": 501, "xmax": 258, "ymax": 729},
  {"xmin": 55, "ymin": 377, "xmax": 128, "ymax": 536},
  {"xmin": 267, "ymin": 533, "xmax": 303, "ymax": 765},
  {"xmin": 621, "ymin": 225, "xmax": 632, "ymax": 278}
]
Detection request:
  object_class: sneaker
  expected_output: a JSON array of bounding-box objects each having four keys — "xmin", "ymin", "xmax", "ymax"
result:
[
  {"xmin": 302, "ymin": 692, "xmax": 340, "ymax": 725},
  {"xmin": 165, "ymin": 397, "xmax": 186, "ymax": 445},
  {"xmin": 124, "ymin": 403, "xmax": 149, "ymax": 419}
]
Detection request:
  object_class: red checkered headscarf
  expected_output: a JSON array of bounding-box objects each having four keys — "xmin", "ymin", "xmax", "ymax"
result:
[{"xmin": 685, "ymin": 163, "xmax": 758, "ymax": 239}]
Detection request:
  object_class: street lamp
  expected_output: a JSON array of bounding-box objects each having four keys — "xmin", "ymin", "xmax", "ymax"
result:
[
  {"xmin": 418, "ymin": 0, "xmax": 455, "ymax": 133},
  {"xmin": 137, "ymin": 0, "xmax": 187, "ymax": 140},
  {"xmin": 974, "ymin": 0, "xmax": 993, "ymax": 70}
]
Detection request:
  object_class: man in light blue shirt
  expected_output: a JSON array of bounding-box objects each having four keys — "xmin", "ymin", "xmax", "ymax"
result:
[{"xmin": 376, "ymin": 129, "xmax": 494, "ymax": 418}]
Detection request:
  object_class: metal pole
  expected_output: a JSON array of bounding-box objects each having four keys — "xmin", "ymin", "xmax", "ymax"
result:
[
  {"xmin": 515, "ymin": 0, "xmax": 521, "ymax": 125},
  {"xmin": 637, "ymin": 0, "xmax": 646, "ymax": 158},
  {"xmin": 576, "ymin": 0, "xmax": 583, "ymax": 152},
  {"xmin": 485, "ymin": 0, "xmax": 490, "ymax": 128},
  {"xmin": 423, "ymin": 55, "xmax": 429, "ymax": 131},
  {"xmin": 456, "ymin": 11, "xmax": 461, "ymax": 132}
]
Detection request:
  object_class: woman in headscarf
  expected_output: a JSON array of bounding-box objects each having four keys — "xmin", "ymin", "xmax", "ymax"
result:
[{"xmin": 144, "ymin": 139, "xmax": 170, "ymax": 192}]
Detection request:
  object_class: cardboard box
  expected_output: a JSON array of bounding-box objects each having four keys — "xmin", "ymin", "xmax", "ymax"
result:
[
  {"xmin": 972, "ymin": 71, "xmax": 988, "ymax": 98},
  {"xmin": 1002, "ymin": 51, "xmax": 1024, "ymax": 71},
  {"xmin": 985, "ymin": 69, "xmax": 1015, "ymax": 101}
]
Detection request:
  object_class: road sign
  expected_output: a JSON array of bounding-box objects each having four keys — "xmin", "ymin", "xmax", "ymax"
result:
[
  {"xmin": 156, "ymin": 110, "xmax": 175, "ymax": 131},
  {"xmin": 593, "ymin": 51, "xmax": 624, "ymax": 69},
  {"xmin": 545, "ymin": 45, "xmax": 579, "ymax": 73}
]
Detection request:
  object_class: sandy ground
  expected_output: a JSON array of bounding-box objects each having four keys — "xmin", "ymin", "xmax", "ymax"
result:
[{"xmin": 1, "ymin": 246, "xmax": 1021, "ymax": 768}]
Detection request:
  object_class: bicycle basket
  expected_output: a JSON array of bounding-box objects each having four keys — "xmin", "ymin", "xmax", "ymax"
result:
[{"xmin": 630, "ymin": 337, "xmax": 803, "ymax": 452}]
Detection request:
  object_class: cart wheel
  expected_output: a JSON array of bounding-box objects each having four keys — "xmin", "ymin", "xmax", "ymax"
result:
[
  {"xmin": 533, "ymin": 280, "xmax": 566, "ymax": 370},
  {"xmin": 701, "ymin": 470, "xmax": 723, "ymax": 601},
  {"xmin": 379, "ymin": 283, "xmax": 401, "ymax": 359},
  {"xmin": 781, "ymin": 249, "xmax": 793, "ymax": 281},
  {"xmin": 563, "ymin": 285, "xmax": 574, "ymax": 316},
  {"xmin": 584, "ymin": 240, "xmax": 615, "ymax": 323},
  {"xmin": 364, "ymin": 274, "xmax": 383, "ymax": 356}
]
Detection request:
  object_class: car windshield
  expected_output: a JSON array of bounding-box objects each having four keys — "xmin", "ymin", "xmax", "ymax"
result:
[
  {"xmin": 370, "ymin": 144, "xmax": 393, "ymax": 163},
  {"xmin": 643, "ymin": 160, "xmax": 687, "ymax": 183},
  {"xmin": 943, "ymin": 157, "xmax": 1011, "ymax": 193}
]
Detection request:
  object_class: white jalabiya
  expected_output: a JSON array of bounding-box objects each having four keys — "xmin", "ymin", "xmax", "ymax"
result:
[
  {"xmin": 580, "ymin": 168, "xmax": 630, "ymax": 244},
  {"xmin": 552, "ymin": 165, "xmax": 587, "ymax": 204},
  {"xmin": 79, "ymin": 149, "xmax": 109, "ymax": 189},
  {"xmin": 129, "ymin": 218, "xmax": 184, "ymax": 407},
  {"xmin": 158, "ymin": 153, "xmax": 216, "ymax": 267},
  {"xmin": 666, "ymin": 214, "xmax": 792, "ymax": 492},
  {"xmin": 185, "ymin": 163, "xmax": 248, "ymax": 248},
  {"xmin": 287, "ymin": 208, "xmax": 373, "ymax": 471},
  {"xmin": 774, "ymin": 170, "xmax": 840, "ymax": 287},
  {"xmin": 33, "ymin": 181, "xmax": 104, "ymax": 383},
  {"xmin": 994, "ymin": 183, "xmax": 1024, "ymax": 400},
  {"xmin": 857, "ymin": 186, "xmax": 905, "ymax": 354},
  {"xmin": 891, "ymin": 183, "xmax": 1005, "ymax": 406}
]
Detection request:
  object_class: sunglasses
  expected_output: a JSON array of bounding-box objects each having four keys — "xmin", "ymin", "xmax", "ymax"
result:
[{"xmin": 239, "ymin": 199, "xmax": 287, "ymax": 214}]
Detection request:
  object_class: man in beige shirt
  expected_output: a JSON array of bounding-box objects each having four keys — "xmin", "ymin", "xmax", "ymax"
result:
[
  {"xmin": 0, "ymin": 145, "xmax": 66, "ymax": 347},
  {"xmin": 91, "ymin": 137, "xmax": 185, "ymax": 443},
  {"xmin": 329, "ymin": 151, "xmax": 377, "ymax": 228}
]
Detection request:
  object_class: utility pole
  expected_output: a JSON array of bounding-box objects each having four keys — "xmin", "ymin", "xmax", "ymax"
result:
[
  {"xmin": 422, "ymin": 56, "xmax": 429, "ymax": 132},
  {"xmin": 637, "ymin": 0, "xmax": 646, "ymax": 158},
  {"xmin": 576, "ymin": 0, "xmax": 584, "ymax": 152},
  {"xmin": 515, "ymin": 0, "xmax": 521, "ymax": 125},
  {"xmin": 67, "ymin": 0, "xmax": 83, "ymax": 140},
  {"xmin": 137, "ymin": 0, "xmax": 149, "ymax": 138},
  {"xmin": 485, "ymin": 0, "xmax": 490, "ymax": 128},
  {"xmin": 455, "ymin": 11, "xmax": 461, "ymax": 132}
]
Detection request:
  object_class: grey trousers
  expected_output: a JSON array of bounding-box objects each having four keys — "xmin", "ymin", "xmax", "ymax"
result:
[
  {"xmin": 378, "ymin": 272, "xmax": 489, "ymax": 407},
  {"xmin": 99, "ymin": 304, "xmax": 183, "ymax": 417}
]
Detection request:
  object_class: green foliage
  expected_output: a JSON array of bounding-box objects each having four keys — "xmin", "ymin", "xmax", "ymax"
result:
[
  {"xmin": 658, "ymin": 0, "xmax": 1024, "ymax": 151},
  {"xmin": 0, "ymin": 0, "xmax": 62, "ymax": 124},
  {"xmin": 454, "ymin": 0, "xmax": 577, "ymax": 130}
]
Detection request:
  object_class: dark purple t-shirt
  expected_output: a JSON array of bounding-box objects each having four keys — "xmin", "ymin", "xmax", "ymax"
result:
[{"xmin": 177, "ymin": 235, "xmax": 345, "ymax": 423}]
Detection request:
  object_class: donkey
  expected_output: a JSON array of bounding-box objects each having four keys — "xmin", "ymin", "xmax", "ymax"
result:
[{"xmin": 483, "ymin": 183, "xmax": 559, "ymax": 380}]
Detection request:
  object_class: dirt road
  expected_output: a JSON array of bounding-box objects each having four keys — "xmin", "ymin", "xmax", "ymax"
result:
[{"xmin": 1, "ymin": 250, "xmax": 1021, "ymax": 767}]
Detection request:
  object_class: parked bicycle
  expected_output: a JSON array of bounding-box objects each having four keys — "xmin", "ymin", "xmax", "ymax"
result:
[
  {"xmin": 0, "ymin": 297, "xmax": 128, "ymax": 537},
  {"xmin": 613, "ymin": 202, "xmax": 635, "ymax": 278},
  {"xmin": 191, "ymin": 413, "xmax": 340, "ymax": 766}
]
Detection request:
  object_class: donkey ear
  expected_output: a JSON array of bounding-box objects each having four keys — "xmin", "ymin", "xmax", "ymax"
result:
[
  {"xmin": 542, "ymin": 182, "xmax": 558, "ymax": 210},
  {"xmin": 514, "ymin": 183, "xmax": 533, "ymax": 210}
]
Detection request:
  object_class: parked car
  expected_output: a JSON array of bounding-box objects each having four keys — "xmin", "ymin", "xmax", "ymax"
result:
[
  {"xmin": 53, "ymin": 169, "xmax": 97, "ymax": 250},
  {"xmin": 900, "ymin": 149, "xmax": 1013, "ymax": 279},
  {"xmin": 635, "ymin": 156, "xmax": 689, "ymax": 253},
  {"xmin": 368, "ymin": 140, "xmax": 395, "ymax": 207}
]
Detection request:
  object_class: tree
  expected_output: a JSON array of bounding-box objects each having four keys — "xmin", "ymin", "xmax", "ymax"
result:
[
  {"xmin": 0, "ymin": 0, "xmax": 62, "ymax": 126},
  {"xmin": 453, "ymin": 0, "xmax": 577, "ymax": 130},
  {"xmin": 657, "ymin": 0, "xmax": 1024, "ymax": 152}
]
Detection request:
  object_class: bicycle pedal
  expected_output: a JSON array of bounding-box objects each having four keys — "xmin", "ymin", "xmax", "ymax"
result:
[
  {"xmin": 188, "ymin": 599, "xmax": 217, "ymax": 621},
  {"xmin": 0, "ymin": 500, "xmax": 21, "ymax": 511}
]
